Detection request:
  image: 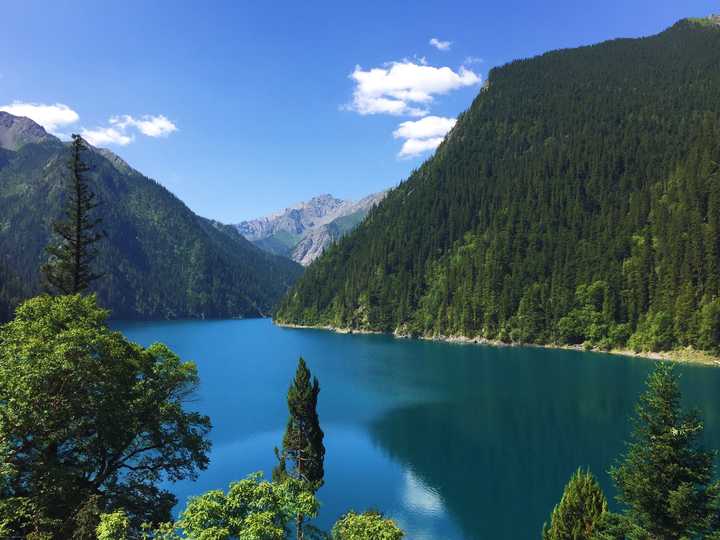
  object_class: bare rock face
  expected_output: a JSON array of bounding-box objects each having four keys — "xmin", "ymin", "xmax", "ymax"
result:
[
  {"xmin": 237, "ymin": 195, "xmax": 348, "ymax": 241},
  {"xmin": 0, "ymin": 112, "xmax": 55, "ymax": 151},
  {"xmin": 236, "ymin": 191, "xmax": 387, "ymax": 265},
  {"xmin": 291, "ymin": 226, "xmax": 335, "ymax": 266}
]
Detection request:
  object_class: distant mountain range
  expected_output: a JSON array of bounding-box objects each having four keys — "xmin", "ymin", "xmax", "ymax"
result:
[
  {"xmin": 236, "ymin": 192, "xmax": 386, "ymax": 265},
  {"xmin": 0, "ymin": 111, "xmax": 303, "ymax": 320}
]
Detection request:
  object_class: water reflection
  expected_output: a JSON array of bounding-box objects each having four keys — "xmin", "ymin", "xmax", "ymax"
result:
[{"xmin": 402, "ymin": 470, "xmax": 445, "ymax": 516}]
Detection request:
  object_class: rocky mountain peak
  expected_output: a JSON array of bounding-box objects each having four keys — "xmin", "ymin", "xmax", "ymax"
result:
[
  {"xmin": 0, "ymin": 111, "xmax": 56, "ymax": 151},
  {"xmin": 235, "ymin": 190, "xmax": 388, "ymax": 265}
]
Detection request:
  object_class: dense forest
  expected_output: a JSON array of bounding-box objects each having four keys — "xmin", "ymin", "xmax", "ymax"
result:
[
  {"xmin": 276, "ymin": 18, "xmax": 720, "ymax": 354},
  {"xmin": 0, "ymin": 258, "xmax": 27, "ymax": 322},
  {"xmin": 0, "ymin": 117, "xmax": 303, "ymax": 321}
]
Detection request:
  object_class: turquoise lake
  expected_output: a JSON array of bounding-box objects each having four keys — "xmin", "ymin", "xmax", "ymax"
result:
[{"xmin": 114, "ymin": 318, "xmax": 720, "ymax": 540}]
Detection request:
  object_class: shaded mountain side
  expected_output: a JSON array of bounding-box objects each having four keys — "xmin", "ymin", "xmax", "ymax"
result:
[
  {"xmin": 0, "ymin": 258, "xmax": 28, "ymax": 322},
  {"xmin": 0, "ymin": 113, "xmax": 303, "ymax": 320},
  {"xmin": 276, "ymin": 19, "xmax": 720, "ymax": 355}
]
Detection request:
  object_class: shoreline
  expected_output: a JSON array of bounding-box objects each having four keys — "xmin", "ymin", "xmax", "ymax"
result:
[{"xmin": 274, "ymin": 321, "xmax": 720, "ymax": 368}]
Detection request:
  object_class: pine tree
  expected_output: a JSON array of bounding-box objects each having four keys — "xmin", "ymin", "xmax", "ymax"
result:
[
  {"xmin": 610, "ymin": 362, "xmax": 720, "ymax": 538},
  {"xmin": 274, "ymin": 358, "xmax": 325, "ymax": 540},
  {"xmin": 542, "ymin": 468, "xmax": 608, "ymax": 540},
  {"xmin": 42, "ymin": 134, "xmax": 103, "ymax": 294}
]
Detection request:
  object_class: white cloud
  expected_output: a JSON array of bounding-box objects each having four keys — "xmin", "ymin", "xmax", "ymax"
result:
[
  {"xmin": 110, "ymin": 114, "xmax": 177, "ymax": 137},
  {"xmin": 397, "ymin": 136, "xmax": 445, "ymax": 158},
  {"xmin": 348, "ymin": 61, "xmax": 480, "ymax": 117},
  {"xmin": 80, "ymin": 126, "xmax": 134, "ymax": 146},
  {"xmin": 393, "ymin": 115, "xmax": 456, "ymax": 140},
  {"xmin": 429, "ymin": 38, "xmax": 452, "ymax": 51},
  {"xmin": 463, "ymin": 56, "xmax": 484, "ymax": 65},
  {"xmin": 0, "ymin": 100, "xmax": 177, "ymax": 147},
  {"xmin": 0, "ymin": 101, "xmax": 79, "ymax": 133},
  {"xmin": 82, "ymin": 114, "xmax": 176, "ymax": 147},
  {"xmin": 393, "ymin": 115, "xmax": 456, "ymax": 158}
]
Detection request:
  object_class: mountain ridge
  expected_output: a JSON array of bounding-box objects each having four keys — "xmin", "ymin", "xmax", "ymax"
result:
[
  {"xmin": 236, "ymin": 190, "xmax": 386, "ymax": 265},
  {"xmin": 0, "ymin": 112, "xmax": 303, "ymax": 321},
  {"xmin": 0, "ymin": 111, "xmax": 55, "ymax": 151}
]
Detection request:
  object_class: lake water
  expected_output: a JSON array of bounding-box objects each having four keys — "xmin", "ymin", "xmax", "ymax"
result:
[{"xmin": 114, "ymin": 318, "xmax": 720, "ymax": 540}]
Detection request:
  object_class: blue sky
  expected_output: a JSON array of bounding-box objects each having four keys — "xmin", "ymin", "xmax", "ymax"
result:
[{"xmin": 2, "ymin": 0, "xmax": 718, "ymax": 222}]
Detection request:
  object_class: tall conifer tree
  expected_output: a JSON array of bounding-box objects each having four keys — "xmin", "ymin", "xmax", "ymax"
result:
[
  {"xmin": 610, "ymin": 362, "xmax": 720, "ymax": 538},
  {"xmin": 42, "ymin": 134, "xmax": 103, "ymax": 294},
  {"xmin": 275, "ymin": 357, "xmax": 325, "ymax": 540}
]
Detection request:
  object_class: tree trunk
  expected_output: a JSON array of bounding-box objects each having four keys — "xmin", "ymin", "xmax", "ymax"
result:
[{"xmin": 296, "ymin": 512, "xmax": 304, "ymax": 540}]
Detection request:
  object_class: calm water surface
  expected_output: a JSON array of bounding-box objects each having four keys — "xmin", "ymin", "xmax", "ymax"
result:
[{"xmin": 114, "ymin": 319, "xmax": 720, "ymax": 540}]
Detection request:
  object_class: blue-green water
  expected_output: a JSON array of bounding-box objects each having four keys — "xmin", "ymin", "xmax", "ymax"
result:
[{"xmin": 114, "ymin": 318, "xmax": 720, "ymax": 540}]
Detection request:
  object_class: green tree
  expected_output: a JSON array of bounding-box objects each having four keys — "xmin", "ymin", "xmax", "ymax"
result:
[
  {"xmin": 274, "ymin": 358, "xmax": 326, "ymax": 540},
  {"xmin": 96, "ymin": 510, "xmax": 130, "ymax": 540},
  {"xmin": 0, "ymin": 294, "xmax": 211, "ymax": 537},
  {"xmin": 142, "ymin": 474, "xmax": 318, "ymax": 540},
  {"xmin": 542, "ymin": 468, "xmax": 608, "ymax": 540},
  {"xmin": 610, "ymin": 362, "xmax": 720, "ymax": 538},
  {"xmin": 42, "ymin": 134, "xmax": 103, "ymax": 295},
  {"xmin": 331, "ymin": 511, "xmax": 404, "ymax": 540},
  {"xmin": 698, "ymin": 298, "xmax": 720, "ymax": 352},
  {"xmin": 627, "ymin": 312, "xmax": 675, "ymax": 353}
]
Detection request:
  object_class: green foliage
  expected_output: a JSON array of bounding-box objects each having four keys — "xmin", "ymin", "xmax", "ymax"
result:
[
  {"xmin": 41, "ymin": 134, "xmax": 103, "ymax": 295},
  {"xmin": 0, "ymin": 294, "xmax": 211, "ymax": 537},
  {"xmin": 331, "ymin": 511, "xmax": 404, "ymax": 540},
  {"xmin": 542, "ymin": 469, "xmax": 607, "ymax": 540},
  {"xmin": 97, "ymin": 510, "xmax": 130, "ymax": 540},
  {"xmin": 698, "ymin": 298, "xmax": 720, "ymax": 352},
  {"xmin": 141, "ymin": 474, "xmax": 318, "ymax": 540},
  {"xmin": 275, "ymin": 358, "xmax": 326, "ymax": 540},
  {"xmin": 627, "ymin": 312, "xmax": 675, "ymax": 352},
  {"xmin": 589, "ymin": 512, "xmax": 651, "ymax": 540},
  {"xmin": 275, "ymin": 358, "xmax": 326, "ymax": 490},
  {"xmin": 73, "ymin": 495, "xmax": 105, "ymax": 540},
  {"xmin": 609, "ymin": 362, "xmax": 720, "ymax": 537},
  {"xmin": 0, "ymin": 128, "xmax": 302, "ymax": 321},
  {"xmin": 556, "ymin": 282, "xmax": 616, "ymax": 348},
  {"xmin": 276, "ymin": 21, "xmax": 720, "ymax": 356}
]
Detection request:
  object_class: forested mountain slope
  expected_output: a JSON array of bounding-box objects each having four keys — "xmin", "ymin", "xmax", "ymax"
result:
[
  {"xmin": 0, "ymin": 112, "xmax": 303, "ymax": 320},
  {"xmin": 276, "ymin": 18, "xmax": 720, "ymax": 354}
]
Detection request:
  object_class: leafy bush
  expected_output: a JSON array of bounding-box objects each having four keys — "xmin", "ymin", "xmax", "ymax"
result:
[{"xmin": 332, "ymin": 511, "xmax": 404, "ymax": 540}]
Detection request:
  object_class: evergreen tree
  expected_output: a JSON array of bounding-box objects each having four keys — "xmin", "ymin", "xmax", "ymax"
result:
[
  {"xmin": 42, "ymin": 134, "xmax": 103, "ymax": 294},
  {"xmin": 274, "ymin": 358, "xmax": 325, "ymax": 540},
  {"xmin": 609, "ymin": 362, "xmax": 720, "ymax": 538},
  {"xmin": 542, "ymin": 468, "xmax": 608, "ymax": 540}
]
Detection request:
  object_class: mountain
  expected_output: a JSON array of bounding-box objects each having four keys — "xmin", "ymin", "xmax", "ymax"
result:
[
  {"xmin": 276, "ymin": 18, "xmax": 720, "ymax": 355},
  {"xmin": 0, "ymin": 112, "xmax": 52, "ymax": 151},
  {"xmin": 236, "ymin": 191, "xmax": 386, "ymax": 265},
  {"xmin": 0, "ymin": 112, "xmax": 303, "ymax": 321}
]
